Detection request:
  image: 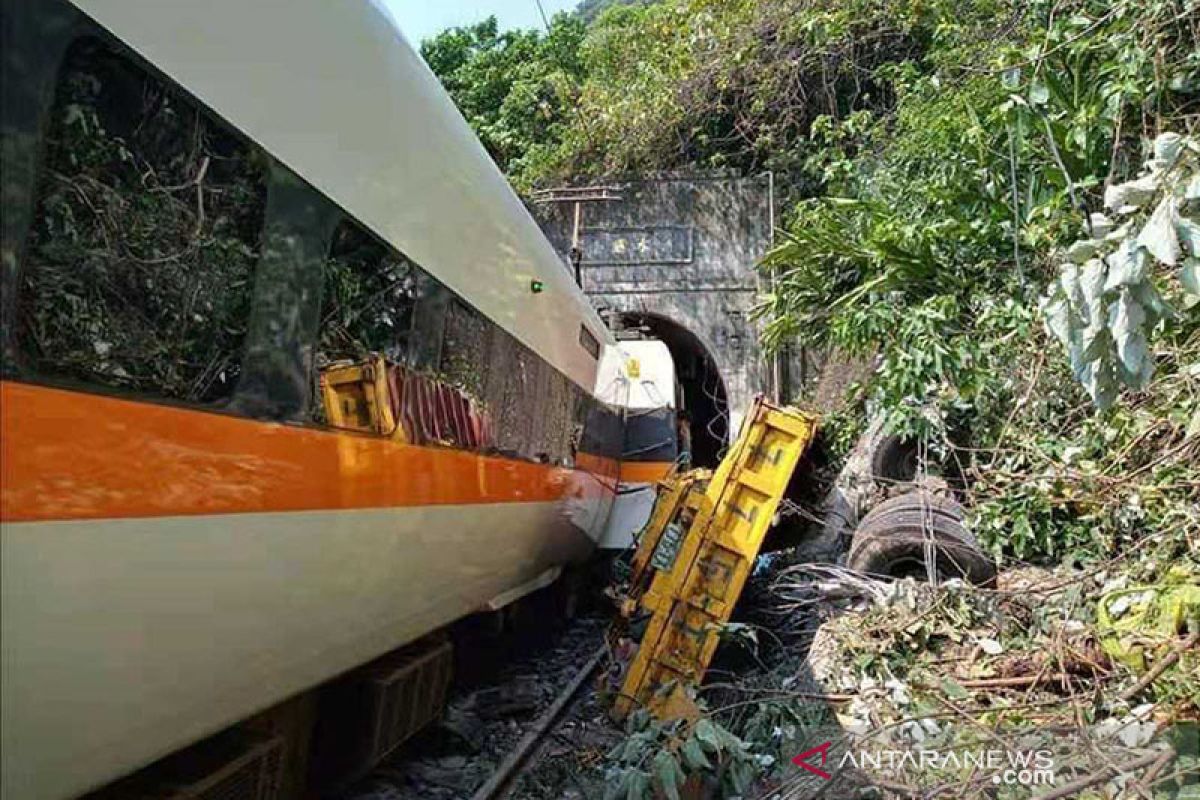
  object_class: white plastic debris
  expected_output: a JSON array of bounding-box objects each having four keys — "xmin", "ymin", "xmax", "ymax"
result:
[{"xmin": 978, "ymin": 638, "xmax": 1004, "ymax": 656}]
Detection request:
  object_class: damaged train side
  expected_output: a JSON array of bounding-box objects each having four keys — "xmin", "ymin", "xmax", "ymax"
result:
[{"xmin": 0, "ymin": 1, "xmax": 663, "ymax": 798}]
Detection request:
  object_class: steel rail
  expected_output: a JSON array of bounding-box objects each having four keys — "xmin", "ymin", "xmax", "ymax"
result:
[{"xmin": 469, "ymin": 644, "xmax": 608, "ymax": 800}]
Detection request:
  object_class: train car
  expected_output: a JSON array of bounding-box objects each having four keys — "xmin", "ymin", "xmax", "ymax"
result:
[
  {"xmin": 598, "ymin": 339, "xmax": 680, "ymax": 549},
  {"xmin": 0, "ymin": 1, "xmax": 641, "ymax": 797}
]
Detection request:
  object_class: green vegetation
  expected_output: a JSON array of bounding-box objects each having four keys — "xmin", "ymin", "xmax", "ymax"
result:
[
  {"xmin": 748, "ymin": 0, "xmax": 1199, "ymax": 565},
  {"xmin": 419, "ymin": 15, "xmax": 587, "ymax": 191},
  {"xmin": 575, "ymin": 0, "xmax": 646, "ymax": 24},
  {"xmin": 21, "ymin": 40, "xmax": 265, "ymax": 403},
  {"xmin": 424, "ymin": 0, "xmax": 1198, "ymax": 565},
  {"xmin": 421, "ymin": 2, "xmax": 1198, "ymax": 796}
]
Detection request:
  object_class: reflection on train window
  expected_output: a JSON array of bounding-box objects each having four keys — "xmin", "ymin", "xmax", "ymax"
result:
[
  {"xmin": 318, "ymin": 220, "xmax": 419, "ymax": 363},
  {"xmin": 578, "ymin": 325, "xmax": 600, "ymax": 359},
  {"xmin": 16, "ymin": 38, "xmax": 266, "ymax": 404},
  {"xmin": 439, "ymin": 299, "xmax": 490, "ymax": 400}
]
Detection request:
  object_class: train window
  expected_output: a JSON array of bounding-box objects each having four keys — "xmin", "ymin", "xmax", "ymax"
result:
[
  {"xmin": 439, "ymin": 299, "xmax": 490, "ymax": 400},
  {"xmin": 318, "ymin": 220, "xmax": 420, "ymax": 364},
  {"xmin": 15, "ymin": 38, "xmax": 266, "ymax": 404},
  {"xmin": 579, "ymin": 325, "xmax": 600, "ymax": 359},
  {"xmin": 233, "ymin": 162, "xmax": 341, "ymax": 421}
]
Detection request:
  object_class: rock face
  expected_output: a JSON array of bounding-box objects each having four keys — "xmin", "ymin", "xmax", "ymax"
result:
[
  {"xmin": 531, "ymin": 173, "xmax": 784, "ymax": 421},
  {"xmin": 782, "ymin": 417, "xmax": 891, "ymax": 563}
]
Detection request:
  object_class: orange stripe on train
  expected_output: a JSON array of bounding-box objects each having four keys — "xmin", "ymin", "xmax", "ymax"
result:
[
  {"xmin": 0, "ymin": 381, "xmax": 618, "ymax": 523},
  {"xmin": 619, "ymin": 461, "xmax": 675, "ymax": 484}
]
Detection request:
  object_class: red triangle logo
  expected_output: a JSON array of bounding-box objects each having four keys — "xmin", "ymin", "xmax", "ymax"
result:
[{"xmin": 791, "ymin": 741, "xmax": 833, "ymax": 780}]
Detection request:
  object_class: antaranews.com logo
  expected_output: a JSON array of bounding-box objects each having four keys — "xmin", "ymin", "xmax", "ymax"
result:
[
  {"xmin": 789, "ymin": 722, "xmax": 1198, "ymax": 797},
  {"xmin": 792, "ymin": 741, "xmax": 1056, "ymax": 788}
]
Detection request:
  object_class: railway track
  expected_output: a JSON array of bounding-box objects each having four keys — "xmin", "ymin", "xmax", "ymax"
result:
[
  {"xmin": 468, "ymin": 645, "xmax": 607, "ymax": 800},
  {"xmin": 338, "ymin": 615, "xmax": 620, "ymax": 800}
]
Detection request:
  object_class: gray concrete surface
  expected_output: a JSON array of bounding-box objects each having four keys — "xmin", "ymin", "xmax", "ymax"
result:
[{"xmin": 531, "ymin": 172, "xmax": 784, "ymax": 433}]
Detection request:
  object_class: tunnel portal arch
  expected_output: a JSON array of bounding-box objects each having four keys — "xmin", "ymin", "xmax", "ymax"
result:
[
  {"xmin": 531, "ymin": 172, "xmax": 786, "ymax": 439},
  {"xmin": 615, "ymin": 311, "xmax": 729, "ymax": 468}
]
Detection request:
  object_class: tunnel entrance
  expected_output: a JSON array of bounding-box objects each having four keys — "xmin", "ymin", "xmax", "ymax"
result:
[{"xmin": 615, "ymin": 313, "xmax": 729, "ymax": 468}]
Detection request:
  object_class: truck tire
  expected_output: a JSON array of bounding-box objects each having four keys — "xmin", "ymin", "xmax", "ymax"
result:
[
  {"xmin": 859, "ymin": 491, "xmax": 966, "ymax": 529},
  {"xmin": 848, "ymin": 500, "xmax": 996, "ymax": 586},
  {"xmin": 870, "ymin": 434, "xmax": 919, "ymax": 484},
  {"xmin": 856, "ymin": 508, "xmax": 983, "ymax": 549}
]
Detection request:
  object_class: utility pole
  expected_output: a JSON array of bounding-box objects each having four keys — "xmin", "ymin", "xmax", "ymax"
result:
[{"xmin": 530, "ymin": 185, "xmax": 622, "ymax": 289}]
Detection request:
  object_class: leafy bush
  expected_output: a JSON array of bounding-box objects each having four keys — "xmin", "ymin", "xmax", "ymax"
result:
[
  {"xmin": 420, "ymin": 0, "xmax": 1198, "ymax": 563},
  {"xmin": 420, "ymin": 15, "xmax": 587, "ymax": 191},
  {"xmin": 1041, "ymin": 133, "xmax": 1200, "ymax": 407},
  {"xmin": 753, "ymin": 0, "xmax": 1199, "ymax": 559},
  {"xmin": 604, "ymin": 711, "xmax": 769, "ymax": 799}
]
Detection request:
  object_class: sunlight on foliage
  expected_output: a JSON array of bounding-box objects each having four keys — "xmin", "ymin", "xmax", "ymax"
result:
[{"xmin": 1041, "ymin": 133, "xmax": 1200, "ymax": 408}]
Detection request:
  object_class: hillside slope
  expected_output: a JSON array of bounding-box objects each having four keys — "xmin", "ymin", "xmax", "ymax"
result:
[{"xmin": 419, "ymin": 5, "xmax": 1199, "ymax": 794}]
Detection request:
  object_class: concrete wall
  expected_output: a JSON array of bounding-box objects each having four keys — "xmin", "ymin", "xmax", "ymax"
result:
[{"xmin": 531, "ymin": 173, "xmax": 777, "ymax": 431}]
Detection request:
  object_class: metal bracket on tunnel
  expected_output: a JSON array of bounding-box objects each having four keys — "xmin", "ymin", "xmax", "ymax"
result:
[{"xmin": 607, "ymin": 397, "xmax": 818, "ymax": 722}]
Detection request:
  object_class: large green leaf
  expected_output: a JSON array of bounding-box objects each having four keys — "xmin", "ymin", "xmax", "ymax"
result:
[
  {"xmin": 1107, "ymin": 289, "xmax": 1153, "ymax": 388},
  {"xmin": 1138, "ymin": 196, "xmax": 1181, "ymax": 265},
  {"xmin": 1154, "ymin": 132, "xmax": 1184, "ymax": 166},
  {"xmin": 1176, "ymin": 216, "xmax": 1200, "ymax": 259},
  {"xmin": 653, "ymin": 750, "xmax": 685, "ymax": 800},
  {"xmin": 1103, "ymin": 241, "xmax": 1149, "ymax": 290},
  {"xmin": 1079, "ymin": 259, "xmax": 1107, "ymax": 325},
  {"xmin": 681, "ymin": 737, "xmax": 712, "ymax": 770},
  {"xmin": 1104, "ymin": 174, "xmax": 1157, "ymax": 214},
  {"xmin": 1041, "ymin": 292, "xmax": 1071, "ymax": 347},
  {"xmin": 693, "ymin": 719, "xmax": 723, "ymax": 754},
  {"xmin": 626, "ymin": 769, "xmax": 651, "ymax": 800},
  {"xmin": 1180, "ymin": 258, "xmax": 1200, "ymax": 308}
]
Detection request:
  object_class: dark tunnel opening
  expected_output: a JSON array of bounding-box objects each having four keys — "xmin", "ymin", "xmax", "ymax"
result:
[{"xmin": 615, "ymin": 312, "xmax": 729, "ymax": 468}]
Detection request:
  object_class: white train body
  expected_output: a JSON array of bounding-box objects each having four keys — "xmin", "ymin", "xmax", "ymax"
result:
[{"xmin": 0, "ymin": 2, "xmax": 643, "ymax": 797}]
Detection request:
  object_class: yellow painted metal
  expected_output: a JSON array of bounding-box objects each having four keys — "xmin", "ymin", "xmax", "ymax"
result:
[
  {"xmin": 319, "ymin": 356, "xmax": 403, "ymax": 440},
  {"xmin": 610, "ymin": 397, "xmax": 818, "ymax": 721},
  {"xmin": 621, "ymin": 469, "xmax": 710, "ymax": 618}
]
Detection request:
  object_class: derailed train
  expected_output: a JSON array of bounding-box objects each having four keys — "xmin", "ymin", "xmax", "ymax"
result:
[{"xmin": 0, "ymin": 1, "xmax": 680, "ymax": 797}]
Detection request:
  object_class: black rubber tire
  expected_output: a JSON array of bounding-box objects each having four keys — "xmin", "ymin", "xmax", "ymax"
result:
[
  {"xmin": 870, "ymin": 434, "xmax": 919, "ymax": 484},
  {"xmin": 860, "ymin": 491, "xmax": 966, "ymax": 528},
  {"xmin": 848, "ymin": 510, "xmax": 996, "ymax": 586},
  {"xmin": 855, "ymin": 508, "xmax": 983, "ymax": 551}
]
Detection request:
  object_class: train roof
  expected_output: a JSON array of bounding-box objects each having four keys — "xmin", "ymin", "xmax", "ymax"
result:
[{"xmin": 69, "ymin": 0, "xmax": 612, "ymax": 390}]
